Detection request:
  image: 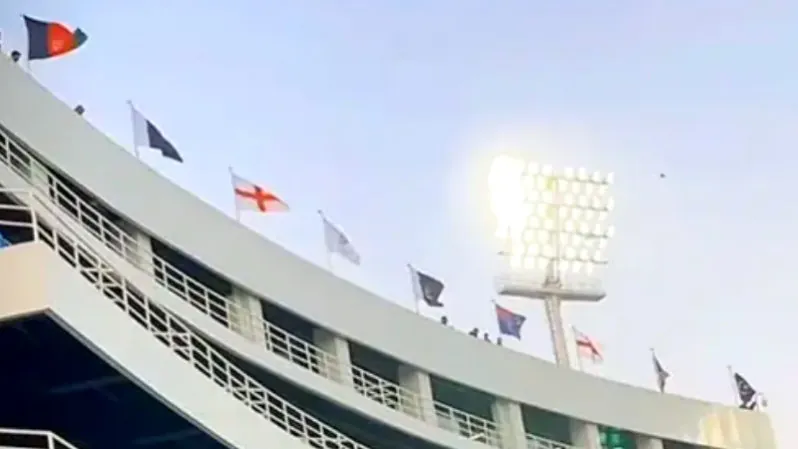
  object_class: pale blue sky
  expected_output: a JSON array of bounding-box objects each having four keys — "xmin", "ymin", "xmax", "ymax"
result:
[{"xmin": 2, "ymin": 1, "xmax": 795, "ymax": 447}]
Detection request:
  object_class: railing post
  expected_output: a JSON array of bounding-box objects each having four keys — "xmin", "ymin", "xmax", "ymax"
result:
[{"xmin": 30, "ymin": 193, "xmax": 39, "ymax": 242}]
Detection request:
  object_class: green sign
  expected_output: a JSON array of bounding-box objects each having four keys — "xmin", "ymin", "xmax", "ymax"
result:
[{"xmin": 599, "ymin": 426, "xmax": 634, "ymax": 449}]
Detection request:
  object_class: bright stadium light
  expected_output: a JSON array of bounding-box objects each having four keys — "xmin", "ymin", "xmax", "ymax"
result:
[{"xmin": 489, "ymin": 155, "xmax": 614, "ymax": 367}]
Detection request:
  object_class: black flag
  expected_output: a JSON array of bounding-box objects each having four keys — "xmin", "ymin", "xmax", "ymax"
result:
[
  {"xmin": 733, "ymin": 372, "xmax": 759, "ymax": 410},
  {"xmin": 651, "ymin": 351, "xmax": 670, "ymax": 393},
  {"xmin": 409, "ymin": 265, "xmax": 444, "ymax": 307}
]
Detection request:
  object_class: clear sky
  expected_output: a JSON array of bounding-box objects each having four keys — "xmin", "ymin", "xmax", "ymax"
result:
[{"xmin": 1, "ymin": 1, "xmax": 795, "ymax": 447}]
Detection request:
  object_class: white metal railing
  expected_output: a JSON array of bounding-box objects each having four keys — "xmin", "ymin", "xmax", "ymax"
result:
[
  {"xmin": 527, "ymin": 435, "xmax": 574, "ymax": 449},
  {"xmin": 0, "ymin": 427, "xmax": 82, "ymax": 449},
  {"xmin": 0, "ymin": 127, "xmax": 577, "ymax": 449},
  {"xmin": 0, "ymin": 190, "xmax": 369, "ymax": 449}
]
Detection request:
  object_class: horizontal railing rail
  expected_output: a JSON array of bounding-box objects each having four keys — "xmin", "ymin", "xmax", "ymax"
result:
[
  {"xmin": 0, "ymin": 427, "xmax": 82, "ymax": 449},
  {"xmin": 527, "ymin": 435, "xmax": 574, "ymax": 449},
  {"xmin": 0, "ymin": 189, "xmax": 369, "ymax": 449},
  {"xmin": 0, "ymin": 126, "xmax": 575, "ymax": 449}
]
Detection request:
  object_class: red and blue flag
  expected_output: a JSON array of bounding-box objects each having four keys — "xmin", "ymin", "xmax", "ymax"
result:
[
  {"xmin": 23, "ymin": 15, "xmax": 87, "ymax": 61},
  {"xmin": 495, "ymin": 304, "xmax": 526, "ymax": 339}
]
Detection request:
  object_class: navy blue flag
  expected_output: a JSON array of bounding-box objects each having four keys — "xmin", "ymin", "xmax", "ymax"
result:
[
  {"xmin": 734, "ymin": 372, "xmax": 759, "ymax": 410},
  {"xmin": 495, "ymin": 304, "xmax": 525, "ymax": 338},
  {"xmin": 409, "ymin": 265, "xmax": 444, "ymax": 307},
  {"xmin": 130, "ymin": 102, "xmax": 183, "ymax": 162},
  {"xmin": 651, "ymin": 350, "xmax": 670, "ymax": 393}
]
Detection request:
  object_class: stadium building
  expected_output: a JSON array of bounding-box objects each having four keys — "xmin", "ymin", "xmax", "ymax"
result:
[{"xmin": 0, "ymin": 55, "xmax": 777, "ymax": 449}]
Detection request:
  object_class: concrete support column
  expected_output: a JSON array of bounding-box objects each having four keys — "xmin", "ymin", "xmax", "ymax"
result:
[
  {"xmin": 28, "ymin": 160, "xmax": 51, "ymax": 198},
  {"xmin": 635, "ymin": 435, "xmax": 664, "ymax": 449},
  {"xmin": 124, "ymin": 226, "xmax": 154, "ymax": 273},
  {"xmin": 491, "ymin": 397, "xmax": 527, "ymax": 449},
  {"xmin": 312, "ymin": 328, "xmax": 353, "ymax": 386},
  {"xmin": 570, "ymin": 420, "xmax": 601, "ymax": 449},
  {"xmin": 397, "ymin": 364, "xmax": 437, "ymax": 424},
  {"xmin": 229, "ymin": 287, "xmax": 266, "ymax": 345}
]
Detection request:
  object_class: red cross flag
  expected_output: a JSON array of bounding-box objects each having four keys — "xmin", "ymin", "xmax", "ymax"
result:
[
  {"xmin": 230, "ymin": 170, "xmax": 288, "ymax": 216},
  {"xmin": 574, "ymin": 328, "xmax": 603, "ymax": 364}
]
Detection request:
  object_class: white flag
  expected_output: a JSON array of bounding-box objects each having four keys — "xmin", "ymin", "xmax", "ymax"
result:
[
  {"xmin": 320, "ymin": 211, "xmax": 360, "ymax": 265},
  {"xmin": 230, "ymin": 170, "xmax": 288, "ymax": 214}
]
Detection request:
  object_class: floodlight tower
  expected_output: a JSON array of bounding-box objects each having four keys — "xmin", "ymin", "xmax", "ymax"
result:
[{"xmin": 489, "ymin": 156, "xmax": 614, "ymax": 367}]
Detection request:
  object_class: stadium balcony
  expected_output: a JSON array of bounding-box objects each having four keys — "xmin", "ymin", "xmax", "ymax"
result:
[
  {"xmin": 0, "ymin": 118, "xmax": 576, "ymax": 449},
  {"xmin": 0, "ymin": 55, "xmax": 777, "ymax": 449},
  {"xmin": 0, "ymin": 190, "xmax": 374, "ymax": 449}
]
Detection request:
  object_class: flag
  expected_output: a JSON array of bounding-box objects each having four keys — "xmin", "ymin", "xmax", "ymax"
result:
[
  {"xmin": 408, "ymin": 265, "xmax": 444, "ymax": 307},
  {"xmin": 495, "ymin": 303, "xmax": 526, "ymax": 338},
  {"xmin": 23, "ymin": 15, "xmax": 87, "ymax": 61},
  {"xmin": 129, "ymin": 103, "xmax": 183, "ymax": 162},
  {"xmin": 651, "ymin": 350, "xmax": 670, "ymax": 393},
  {"xmin": 733, "ymin": 371, "xmax": 761, "ymax": 410},
  {"xmin": 320, "ymin": 211, "xmax": 360, "ymax": 265},
  {"xmin": 230, "ymin": 171, "xmax": 288, "ymax": 214},
  {"xmin": 574, "ymin": 328, "xmax": 603, "ymax": 363}
]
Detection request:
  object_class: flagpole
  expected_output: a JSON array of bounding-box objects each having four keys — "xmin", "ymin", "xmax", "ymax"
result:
[
  {"xmin": 128, "ymin": 100, "xmax": 141, "ymax": 159},
  {"xmin": 572, "ymin": 326, "xmax": 583, "ymax": 371},
  {"xmin": 318, "ymin": 210, "xmax": 334, "ymax": 272},
  {"xmin": 727, "ymin": 365, "xmax": 739, "ymax": 407},
  {"xmin": 408, "ymin": 263, "xmax": 421, "ymax": 314},
  {"xmin": 229, "ymin": 166, "xmax": 240, "ymax": 222}
]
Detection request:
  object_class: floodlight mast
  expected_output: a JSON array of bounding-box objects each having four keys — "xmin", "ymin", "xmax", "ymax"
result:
[{"xmin": 489, "ymin": 157, "xmax": 614, "ymax": 368}]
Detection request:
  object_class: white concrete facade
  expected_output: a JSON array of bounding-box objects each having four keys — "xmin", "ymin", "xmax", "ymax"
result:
[
  {"xmin": 491, "ymin": 398, "xmax": 527, "ymax": 449},
  {"xmin": 397, "ymin": 365, "xmax": 436, "ymax": 424},
  {"xmin": 229, "ymin": 288, "xmax": 266, "ymax": 344},
  {"xmin": 0, "ymin": 242, "xmax": 308, "ymax": 449},
  {"xmin": 313, "ymin": 328, "xmax": 354, "ymax": 386},
  {"xmin": 635, "ymin": 434, "xmax": 665, "ymax": 449},
  {"xmin": 570, "ymin": 421, "xmax": 601, "ymax": 449}
]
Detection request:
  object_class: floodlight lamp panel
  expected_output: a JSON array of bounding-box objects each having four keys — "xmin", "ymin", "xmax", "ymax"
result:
[
  {"xmin": 593, "ymin": 249, "xmax": 605, "ymax": 263},
  {"xmin": 542, "ymin": 245, "xmax": 555, "ymax": 258},
  {"xmin": 564, "ymin": 193, "xmax": 576, "ymax": 205}
]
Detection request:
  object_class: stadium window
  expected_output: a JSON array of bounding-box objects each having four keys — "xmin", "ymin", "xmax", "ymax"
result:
[{"xmin": 521, "ymin": 404, "xmax": 571, "ymax": 445}]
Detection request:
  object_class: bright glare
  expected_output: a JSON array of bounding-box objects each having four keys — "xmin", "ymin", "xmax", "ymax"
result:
[{"xmin": 489, "ymin": 155, "xmax": 614, "ymax": 275}]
